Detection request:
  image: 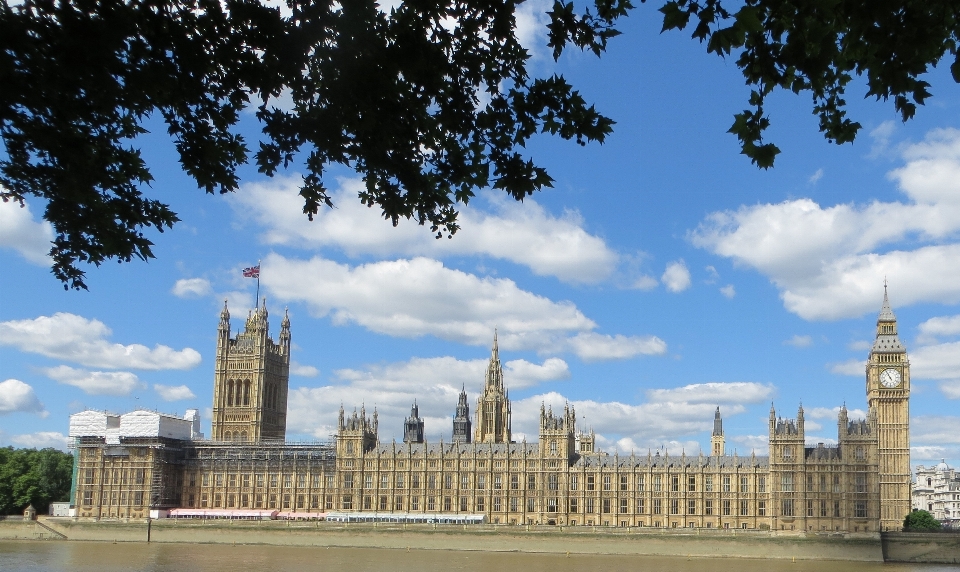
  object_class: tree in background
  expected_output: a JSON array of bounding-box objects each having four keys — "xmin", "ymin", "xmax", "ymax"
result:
[
  {"xmin": 904, "ymin": 509, "xmax": 943, "ymax": 532},
  {"xmin": 0, "ymin": 447, "xmax": 74, "ymax": 515},
  {"xmin": 2, "ymin": 0, "xmax": 958, "ymax": 289}
]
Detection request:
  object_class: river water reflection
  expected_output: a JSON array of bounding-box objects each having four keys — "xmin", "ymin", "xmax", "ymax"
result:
[{"xmin": 2, "ymin": 541, "xmax": 954, "ymax": 572}]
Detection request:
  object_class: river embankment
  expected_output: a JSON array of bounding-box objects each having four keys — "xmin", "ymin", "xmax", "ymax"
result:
[{"xmin": 1, "ymin": 517, "xmax": 896, "ymax": 562}]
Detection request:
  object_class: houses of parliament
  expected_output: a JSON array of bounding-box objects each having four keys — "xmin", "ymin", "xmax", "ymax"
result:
[{"xmin": 68, "ymin": 290, "xmax": 912, "ymax": 532}]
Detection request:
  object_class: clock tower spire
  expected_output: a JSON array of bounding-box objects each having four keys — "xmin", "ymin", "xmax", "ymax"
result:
[{"xmin": 866, "ymin": 284, "xmax": 911, "ymax": 531}]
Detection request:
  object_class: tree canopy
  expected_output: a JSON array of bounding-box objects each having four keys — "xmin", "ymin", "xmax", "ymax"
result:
[
  {"xmin": 904, "ymin": 509, "xmax": 943, "ymax": 532},
  {"xmin": 1, "ymin": 0, "xmax": 958, "ymax": 289},
  {"xmin": 0, "ymin": 447, "xmax": 74, "ymax": 515}
]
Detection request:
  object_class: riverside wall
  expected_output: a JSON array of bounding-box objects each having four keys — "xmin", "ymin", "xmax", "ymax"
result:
[
  {"xmin": 0, "ymin": 518, "xmax": 889, "ymax": 562},
  {"xmin": 880, "ymin": 532, "xmax": 960, "ymax": 564}
]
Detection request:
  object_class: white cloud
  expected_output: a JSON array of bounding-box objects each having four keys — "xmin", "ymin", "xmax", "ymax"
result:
[
  {"xmin": 691, "ymin": 128, "xmax": 960, "ymax": 320},
  {"xmin": 913, "ymin": 415, "xmax": 960, "ymax": 445},
  {"xmin": 0, "ymin": 198, "xmax": 53, "ymax": 265},
  {"xmin": 44, "ymin": 366, "xmax": 144, "ymax": 396},
  {"xmin": 0, "ymin": 379, "xmax": 46, "ymax": 415},
  {"xmin": 911, "ymin": 341, "xmax": 960, "ymax": 380},
  {"xmin": 0, "ymin": 313, "xmax": 202, "ymax": 370},
  {"xmin": 9, "ymin": 431, "xmax": 68, "ymax": 451},
  {"xmin": 263, "ymin": 253, "xmax": 598, "ymax": 351},
  {"xmin": 661, "ymin": 260, "xmax": 691, "ymax": 293},
  {"xmin": 869, "ymin": 121, "xmax": 897, "ymax": 157},
  {"xmin": 646, "ymin": 382, "xmax": 775, "ymax": 405},
  {"xmin": 285, "ymin": 355, "xmax": 570, "ymax": 441},
  {"xmin": 567, "ymin": 332, "xmax": 667, "ymax": 362},
  {"xmin": 809, "ymin": 168, "xmax": 824, "ymax": 184},
  {"xmin": 290, "ymin": 362, "xmax": 319, "ymax": 377},
  {"xmin": 917, "ymin": 314, "xmax": 960, "ymax": 343},
  {"xmin": 233, "ymin": 177, "xmax": 618, "ymax": 285},
  {"xmin": 172, "ymin": 278, "xmax": 213, "ymax": 298},
  {"xmin": 154, "ymin": 384, "xmax": 197, "ymax": 402},
  {"xmin": 829, "ymin": 359, "xmax": 865, "ymax": 376},
  {"xmin": 514, "ymin": 0, "xmax": 552, "ymax": 57},
  {"xmin": 940, "ymin": 380, "xmax": 960, "ymax": 400},
  {"xmin": 784, "ymin": 335, "xmax": 813, "ymax": 348},
  {"xmin": 719, "ymin": 284, "xmax": 736, "ymax": 298},
  {"xmin": 731, "ymin": 435, "xmax": 769, "ymax": 455},
  {"xmin": 704, "ymin": 266, "xmax": 719, "ymax": 284}
]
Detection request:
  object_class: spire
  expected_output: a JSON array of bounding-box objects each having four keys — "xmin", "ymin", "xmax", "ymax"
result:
[
  {"xmin": 878, "ymin": 281, "xmax": 896, "ymax": 322},
  {"xmin": 281, "ymin": 307, "xmax": 290, "ymax": 330},
  {"xmin": 713, "ymin": 407, "xmax": 723, "ymax": 436}
]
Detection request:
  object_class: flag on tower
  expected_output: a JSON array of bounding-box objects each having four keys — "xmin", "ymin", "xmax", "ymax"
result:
[{"xmin": 242, "ymin": 265, "xmax": 260, "ymax": 278}]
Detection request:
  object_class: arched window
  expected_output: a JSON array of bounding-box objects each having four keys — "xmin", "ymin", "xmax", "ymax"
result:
[
  {"xmin": 240, "ymin": 431, "xmax": 247, "ymax": 442},
  {"xmin": 226, "ymin": 380, "xmax": 234, "ymax": 407},
  {"xmin": 243, "ymin": 380, "xmax": 251, "ymax": 406},
  {"xmin": 224, "ymin": 431, "xmax": 231, "ymax": 441}
]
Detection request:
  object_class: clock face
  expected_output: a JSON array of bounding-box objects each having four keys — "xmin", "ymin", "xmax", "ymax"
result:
[{"xmin": 879, "ymin": 368, "xmax": 902, "ymax": 388}]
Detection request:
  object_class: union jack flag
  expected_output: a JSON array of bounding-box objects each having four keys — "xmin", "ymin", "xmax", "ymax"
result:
[{"xmin": 242, "ymin": 265, "xmax": 260, "ymax": 278}]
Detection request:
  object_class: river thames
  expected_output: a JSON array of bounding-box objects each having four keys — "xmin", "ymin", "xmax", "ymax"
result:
[{"xmin": 2, "ymin": 541, "xmax": 956, "ymax": 572}]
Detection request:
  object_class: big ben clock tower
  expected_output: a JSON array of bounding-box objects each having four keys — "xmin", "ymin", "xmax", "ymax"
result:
[{"xmin": 866, "ymin": 284, "xmax": 911, "ymax": 531}]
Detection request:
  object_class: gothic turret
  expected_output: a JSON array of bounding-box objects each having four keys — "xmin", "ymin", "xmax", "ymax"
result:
[
  {"xmin": 452, "ymin": 386, "xmax": 472, "ymax": 443},
  {"xmin": 403, "ymin": 401, "xmax": 425, "ymax": 443},
  {"xmin": 711, "ymin": 407, "xmax": 725, "ymax": 456}
]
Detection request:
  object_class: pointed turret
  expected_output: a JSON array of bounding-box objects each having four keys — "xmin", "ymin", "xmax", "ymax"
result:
[
  {"xmin": 873, "ymin": 283, "xmax": 904, "ymax": 352},
  {"xmin": 475, "ymin": 331, "xmax": 511, "ymax": 443},
  {"xmin": 452, "ymin": 385, "xmax": 472, "ymax": 443},
  {"xmin": 711, "ymin": 407, "xmax": 725, "ymax": 456}
]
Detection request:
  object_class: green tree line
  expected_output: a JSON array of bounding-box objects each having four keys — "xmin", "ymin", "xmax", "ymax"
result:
[{"xmin": 0, "ymin": 447, "xmax": 74, "ymax": 515}]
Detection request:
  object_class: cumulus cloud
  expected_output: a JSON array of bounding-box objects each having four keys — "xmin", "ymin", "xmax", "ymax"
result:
[
  {"xmin": 290, "ymin": 362, "xmax": 320, "ymax": 377},
  {"xmin": 806, "ymin": 406, "xmax": 867, "ymax": 420},
  {"xmin": 940, "ymin": 380, "xmax": 960, "ymax": 400},
  {"xmin": 263, "ymin": 253, "xmax": 663, "ymax": 357},
  {"xmin": 9, "ymin": 431, "xmax": 68, "ymax": 450},
  {"xmin": 0, "ymin": 379, "xmax": 46, "ymax": 415},
  {"xmin": 285, "ymin": 354, "xmax": 570, "ymax": 441},
  {"xmin": 917, "ymin": 314, "xmax": 960, "ymax": 343},
  {"xmin": 911, "ymin": 341, "xmax": 960, "ymax": 380},
  {"xmin": 233, "ymin": 177, "xmax": 618, "ymax": 285},
  {"xmin": 913, "ymin": 415, "xmax": 960, "ymax": 445},
  {"xmin": 631, "ymin": 275, "xmax": 659, "ymax": 291},
  {"xmin": 720, "ymin": 285, "xmax": 736, "ymax": 299},
  {"xmin": 172, "ymin": 278, "xmax": 213, "ymax": 298},
  {"xmin": 44, "ymin": 366, "xmax": 144, "ymax": 396},
  {"xmin": 645, "ymin": 382, "xmax": 775, "ymax": 405},
  {"xmin": 691, "ymin": 128, "xmax": 960, "ymax": 320},
  {"xmin": 567, "ymin": 332, "xmax": 667, "ymax": 362},
  {"xmin": 0, "ymin": 198, "xmax": 53, "ymax": 265},
  {"xmin": 154, "ymin": 384, "xmax": 197, "ymax": 401},
  {"xmin": 809, "ymin": 168, "xmax": 824, "ymax": 184},
  {"xmin": 731, "ymin": 435, "xmax": 769, "ymax": 455},
  {"xmin": 661, "ymin": 260, "xmax": 691, "ymax": 293},
  {"xmin": 0, "ymin": 313, "xmax": 202, "ymax": 370}
]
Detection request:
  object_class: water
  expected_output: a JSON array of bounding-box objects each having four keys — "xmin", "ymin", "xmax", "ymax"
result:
[{"xmin": 1, "ymin": 542, "xmax": 955, "ymax": 572}]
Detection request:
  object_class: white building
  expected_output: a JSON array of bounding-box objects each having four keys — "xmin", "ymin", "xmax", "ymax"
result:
[{"xmin": 912, "ymin": 460, "xmax": 960, "ymax": 529}]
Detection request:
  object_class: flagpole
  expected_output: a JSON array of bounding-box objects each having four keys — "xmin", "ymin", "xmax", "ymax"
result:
[{"xmin": 256, "ymin": 259, "xmax": 261, "ymax": 308}]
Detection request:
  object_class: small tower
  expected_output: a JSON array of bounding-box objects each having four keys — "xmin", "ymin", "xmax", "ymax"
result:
[
  {"xmin": 711, "ymin": 407, "xmax": 725, "ymax": 456},
  {"xmin": 452, "ymin": 386, "xmax": 472, "ymax": 443},
  {"xmin": 539, "ymin": 402, "xmax": 576, "ymax": 458},
  {"xmin": 337, "ymin": 404, "xmax": 378, "ymax": 458},
  {"xmin": 474, "ymin": 331, "xmax": 512, "ymax": 443},
  {"xmin": 403, "ymin": 401, "xmax": 425, "ymax": 443}
]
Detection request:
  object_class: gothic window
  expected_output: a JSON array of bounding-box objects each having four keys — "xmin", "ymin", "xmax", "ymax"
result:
[
  {"xmin": 527, "ymin": 497, "xmax": 536, "ymax": 512},
  {"xmin": 757, "ymin": 500, "xmax": 766, "ymax": 516},
  {"xmin": 671, "ymin": 475, "xmax": 680, "ymax": 492},
  {"xmin": 722, "ymin": 500, "xmax": 731, "ymax": 516},
  {"xmin": 855, "ymin": 446, "xmax": 865, "ymax": 461},
  {"xmin": 705, "ymin": 499, "xmax": 713, "ymax": 515},
  {"xmin": 603, "ymin": 499, "xmax": 612, "ymax": 514},
  {"xmin": 462, "ymin": 475, "xmax": 470, "ymax": 489},
  {"xmin": 412, "ymin": 474, "xmax": 421, "ymax": 489},
  {"xmin": 550, "ymin": 441, "xmax": 557, "ymax": 454},
  {"xmin": 552, "ymin": 498, "xmax": 563, "ymax": 513},
  {"xmin": 653, "ymin": 475, "xmax": 662, "ymax": 492},
  {"xmin": 365, "ymin": 475, "xmax": 373, "ymax": 489},
  {"xmin": 741, "ymin": 500, "xmax": 749, "ymax": 516},
  {"xmin": 244, "ymin": 380, "xmax": 251, "ymax": 406},
  {"xmin": 781, "ymin": 474, "xmax": 794, "ymax": 492},
  {"xmin": 833, "ymin": 475, "xmax": 841, "ymax": 493},
  {"xmin": 528, "ymin": 474, "xmax": 536, "ymax": 490},
  {"xmin": 722, "ymin": 475, "xmax": 731, "ymax": 492},
  {"xmin": 688, "ymin": 499, "xmax": 696, "ymax": 514},
  {"xmin": 782, "ymin": 499, "xmax": 795, "ymax": 517},
  {"xmin": 783, "ymin": 446, "xmax": 794, "ymax": 461},
  {"xmin": 476, "ymin": 497, "xmax": 484, "ymax": 511},
  {"xmin": 460, "ymin": 497, "xmax": 468, "ymax": 511},
  {"xmin": 510, "ymin": 474, "xmax": 519, "ymax": 490},
  {"xmin": 570, "ymin": 475, "xmax": 579, "ymax": 491},
  {"xmin": 603, "ymin": 475, "xmax": 612, "ymax": 491},
  {"xmin": 635, "ymin": 498, "xmax": 644, "ymax": 513},
  {"xmin": 381, "ymin": 474, "xmax": 389, "ymax": 489},
  {"xmin": 493, "ymin": 497, "xmax": 502, "ymax": 512},
  {"xmin": 240, "ymin": 431, "xmax": 247, "ymax": 441},
  {"xmin": 740, "ymin": 476, "xmax": 749, "ymax": 493},
  {"xmin": 855, "ymin": 474, "xmax": 867, "ymax": 493},
  {"xmin": 688, "ymin": 476, "xmax": 696, "ymax": 492},
  {"xmin": 227, "ymin": 380, "xmax": 234, "ymax": 406},
  {"xmin": 855, "ymin": 501, "xmax": 867, "ymax": 518},
  {"xmin": 548, "ymin": 474, "xmax": 559, "ymax": 491},
  {"xmin": 396, "ymin": 474, "xmax": 405, "ymax": 489},
  {"xmin": 477, "ymin": 475, "xmax": 485, "ymax": 490},
  {"xmin": 444, "ymin": 497, "xmax": 452, "ymax": 511},
  {"xmin": 510, "ymin": 497, "xmax": 519, "ymax": 512},
  {"xmin": 570, "ymin": 498, "xmax": 579, "ymax": 513},
  {"xmin": 493, "ymin": 474, "xmax": 502, "ymax": 490},
  {"xmin": 652, "ymin": 499, "xmax": 661, "ymax": 515},
  {"xmin": 620, "ymin": 475, "xmax": 628, "ymax": 491},
  {"xmin": 704, "ymin": 476, "xmax": 713, "ymax": 492},
  {"xmin": 637, "ymin": 475, "xmax": 645, "ymax": 492}
]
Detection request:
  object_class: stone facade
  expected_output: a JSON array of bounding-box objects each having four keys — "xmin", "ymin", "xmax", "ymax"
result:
[
  {"xmin": 913, "ymin": 461, "xmax": 960, "ymax": 529},
  {"xmin": 68, "ymin": 291, "xmax": 912, "ymax": 531}
]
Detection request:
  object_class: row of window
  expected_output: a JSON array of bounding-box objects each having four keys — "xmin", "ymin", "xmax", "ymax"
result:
[{"xmin": 83, "ymin": 468, "xmax": 146, "ymax": 485}]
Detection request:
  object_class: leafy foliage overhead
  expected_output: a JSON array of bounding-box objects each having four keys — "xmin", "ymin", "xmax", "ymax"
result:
[
  {"xmin": 659, "ymin": 0, "xmax": 960, "ymax": 167},
  {"xmin": 2, "ymin": 0, "xmax": 958, "ymax": 289},
  {"xmin": 0, "ymin": 0, "xmax": 627, "ymax": 290}
]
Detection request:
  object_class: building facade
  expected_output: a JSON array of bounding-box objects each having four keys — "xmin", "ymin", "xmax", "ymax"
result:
[
  {"xmin": 67, "ymin": 292, "xmax": 912, "ymax": 531},
  {"xmin": 913, "ymin": 461, "xmax": 960, "ymax": 529}
]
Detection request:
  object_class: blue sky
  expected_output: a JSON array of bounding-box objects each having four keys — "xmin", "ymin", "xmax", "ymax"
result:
[{"xmin": 2, "ymin": 3, "xmax": 959, "ymax": 471}]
